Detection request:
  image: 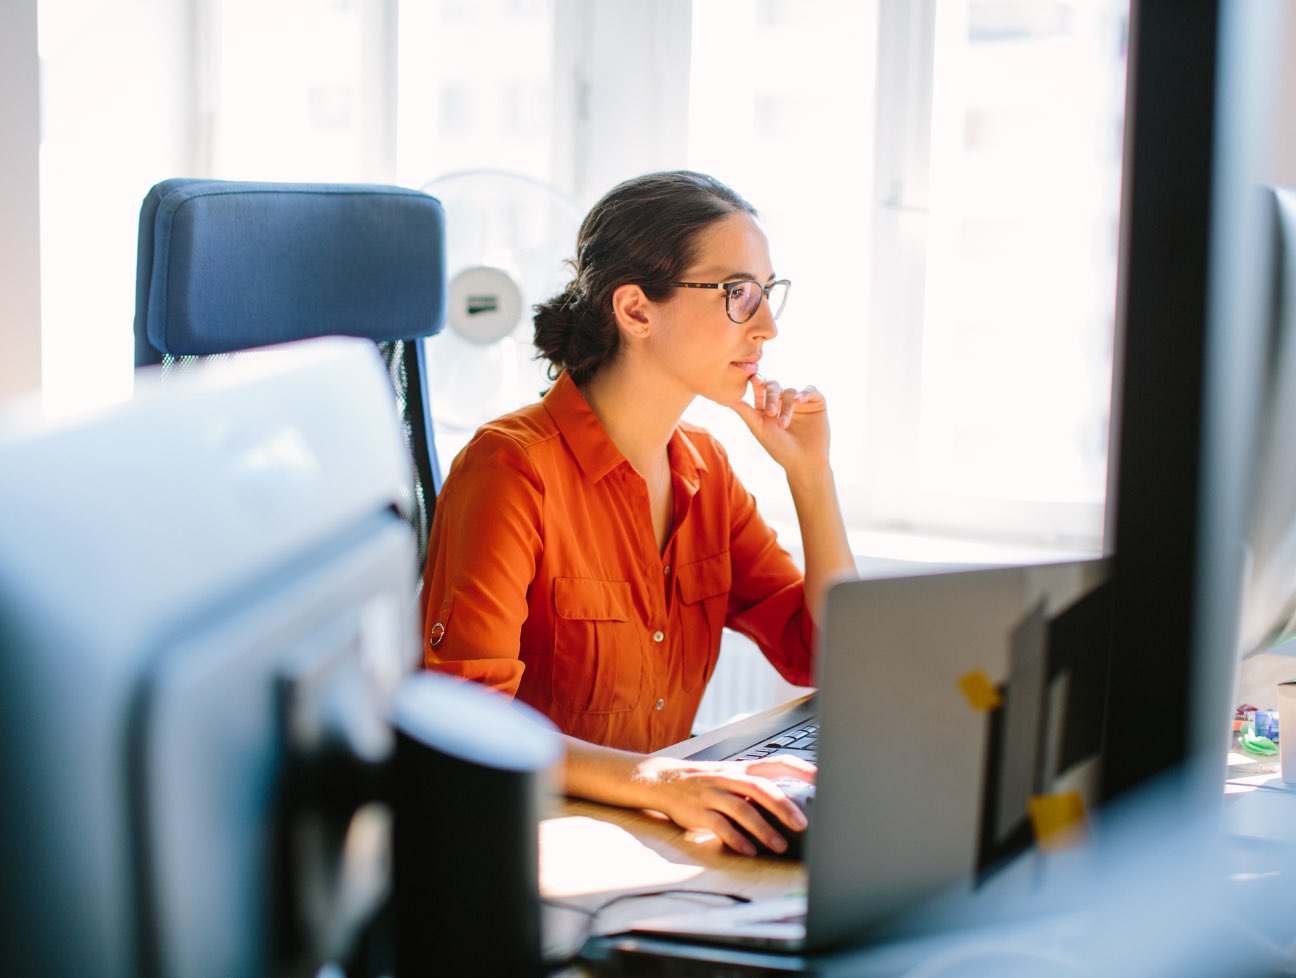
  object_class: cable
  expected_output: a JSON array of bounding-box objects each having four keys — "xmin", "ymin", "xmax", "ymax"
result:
[{"xmin": 540, "ymin": 888, "xmax": 752, "ymax": 974}]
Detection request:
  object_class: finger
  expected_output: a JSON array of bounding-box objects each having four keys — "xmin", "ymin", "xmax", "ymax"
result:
[
  {"xmin": 727, "ymin": 398, "xmax": 763, "ymax": 436},
  {"xmin": 761, "ymin": 379, "xmax": 782, "ymax": 418},
  {"xmin": 713, "ymin": 796, "xmax": 790, "ymax": 856},
  {"xmin": 778, "ymin": 386, "xmax": 800, "ymax": 427},
  {"xmin": 656, "ymin": 766, "xmax": 806, "ymax": 853},
  {"xmin": 795, "ymin": 384, "xmax": 822, "ymax": 406},
  {"xmin": 702, "ymin": 773, "xmax": 810, "ymax": 837},
  {"xmin": 746, "ymin": 755, "xmax": 817, "ymax": 783},
  {"xmin": 695, "ymin": 806, "xmax": 759, "ymax": 857},
  {"xmin": 739, "ymin": 764, "xmax": 815, "ymax": 834},
  {"xmin": 744, "ymin": 782, "xmax": 810, "ymax": 835}
]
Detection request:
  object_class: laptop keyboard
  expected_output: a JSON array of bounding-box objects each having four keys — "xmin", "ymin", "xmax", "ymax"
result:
[{"xmin": 728, "ymin": 717, "xmax": 819, "ymax": 762}]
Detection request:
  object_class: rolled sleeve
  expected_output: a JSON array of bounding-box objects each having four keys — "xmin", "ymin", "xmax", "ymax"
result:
[
  {"xmin": 420, "ymin": 431, "xmax": 544, "ymax": 696},
  {"xmin": 723, "ymin": 469, "xmax": 817, "ymax": 687}
]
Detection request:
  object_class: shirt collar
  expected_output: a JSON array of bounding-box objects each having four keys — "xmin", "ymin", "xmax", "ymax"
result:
[
  {"xmin": 669, "ymin": 424, "xmax": 705, "ymax": 497},
  {"xmin": 543, "ymin": 372, "xmax": 708, "ymax": 490},
  {"xmin": 543, "ymin": 372, "xmax": 627, "ymax": 482}
]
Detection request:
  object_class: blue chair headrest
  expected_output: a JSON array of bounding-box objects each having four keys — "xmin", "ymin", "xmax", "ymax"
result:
[{"xmin": 134, "ymin": 179, "xmax": 447, "ymax": 366}]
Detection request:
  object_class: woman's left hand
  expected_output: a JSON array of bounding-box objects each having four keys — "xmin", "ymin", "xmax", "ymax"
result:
[{"xmin": 729, "ymin": 374, "xmax": 831, "ymax": 474}]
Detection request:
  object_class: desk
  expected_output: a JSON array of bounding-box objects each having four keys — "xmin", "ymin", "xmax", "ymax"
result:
[
  {"xmin": 538, "ymin": 694, "xmax": 1296, "ymax": 977},
  {"xmin": 539, "ymin": 695, "xmax": 813, "ymax": 972}
]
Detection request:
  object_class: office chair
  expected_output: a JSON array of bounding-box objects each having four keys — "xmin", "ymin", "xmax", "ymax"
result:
[{"xmin": 133, "ymin": 179, "xmax": 448, "ymax": 574}]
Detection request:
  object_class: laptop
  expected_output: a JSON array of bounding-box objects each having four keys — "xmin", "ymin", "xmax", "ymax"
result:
[
  {"xmin": 683, "ymin": 695, "xmax": 820, "ymax": 764},
  {"xmin": 608, "ymin": 557, "xmax": 1111, "ymax": 955}
]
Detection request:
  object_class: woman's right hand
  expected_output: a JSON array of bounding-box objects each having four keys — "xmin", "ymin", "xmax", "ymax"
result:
[
  {"xmin": 630, "ymin": 754, "xmax": 816, "ymax": 857},
  {"xmin": 729, "ymin": 374, "xmax": 832, "ymax": 478}
]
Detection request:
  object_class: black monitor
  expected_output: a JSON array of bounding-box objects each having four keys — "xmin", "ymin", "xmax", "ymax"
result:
[
  {"xmin": 0, "ymin": 338, "xmax": 419, "ymax": 977},
  {"xmin": 1101, "ymin": 0, "xmax": 1289, "ymax": 805}
]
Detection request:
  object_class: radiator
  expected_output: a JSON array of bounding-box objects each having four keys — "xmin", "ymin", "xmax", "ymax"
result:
[{"xmin": 692, "ymin": 629, "xmax": 808, "ymax": 734}]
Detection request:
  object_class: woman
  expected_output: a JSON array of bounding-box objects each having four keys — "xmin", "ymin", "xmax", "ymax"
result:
[{"xmin": 420, "ymin": 170, "xmax": 855, "ymax": 856}]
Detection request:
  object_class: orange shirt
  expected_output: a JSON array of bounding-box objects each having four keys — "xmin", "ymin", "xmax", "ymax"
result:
[{"xmin": 420, "ymin": 372, "xmax": 815, "ymax": 753}]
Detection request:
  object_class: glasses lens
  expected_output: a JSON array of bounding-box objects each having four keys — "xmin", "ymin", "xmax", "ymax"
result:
[
  {"xmin": 726, "ymin": 282, "xmax": 763, "ymax": 323},
  {"xmin": 768, "ymin": 280, "xmax": 789, "ymax": 319}
]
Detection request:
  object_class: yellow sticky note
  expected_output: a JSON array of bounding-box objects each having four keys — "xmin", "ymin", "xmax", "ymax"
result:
[
  {"xmin": 1027, "ymin": 792, "xmax": 1090, "ymax": 852},
  {"xmin": 957, "ymin": 670, "xmax": 1002, "ymax": 712}
]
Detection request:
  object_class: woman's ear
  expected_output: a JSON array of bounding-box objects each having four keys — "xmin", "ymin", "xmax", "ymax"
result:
[{"xmin": 611, "ymin": 283, "xmax": 652, "ymax": 337}]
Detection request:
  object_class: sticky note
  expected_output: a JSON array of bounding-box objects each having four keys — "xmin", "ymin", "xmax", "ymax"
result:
[
  {"xmin": 1027, "ymin": 792, "xmax": 1089, "ymax": 852},
  {"xmin": 957, "ymin": 670, "xmax": 1002, "ymax": 712}
]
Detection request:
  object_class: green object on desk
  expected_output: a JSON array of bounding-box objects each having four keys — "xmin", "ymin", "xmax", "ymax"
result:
[{"xmin": 1239, "ymin": 726, "xmax": 1279, "ymax": 755}]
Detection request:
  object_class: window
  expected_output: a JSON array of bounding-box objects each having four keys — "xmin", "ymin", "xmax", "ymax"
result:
[
  {"xmin": 685, "ymin": 0, "xmax": 1126, "ymax": 556},
  {"xmin": 30, "ymin": 0, "xmax": 1128, "ymax": 731},
  {"xmin": 395, "ymin": 0, "xmax": 557, "ymax": 189},
  {"xmin": 863, "ymin": 0, "xmax": 1127, "ymax": 551},
  {"xmin": 681, "ymin": 0, "xmax": 880, "ymax": 547},
  {"xmin": 35, "ymin": 0, "xmax": 1126, "ymax": 556},
  {"xmin": 206, "ymin": 0, "xmax": 394, "ymax": 181},
  {"xmin": 37, "ymin": 0, "xmax": 194, "ymax": 417}
]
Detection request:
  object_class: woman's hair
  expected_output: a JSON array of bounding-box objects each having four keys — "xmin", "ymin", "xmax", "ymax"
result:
[{"xmin": 533, "ymin": 170, "xmax": 757, "ymax": 385}]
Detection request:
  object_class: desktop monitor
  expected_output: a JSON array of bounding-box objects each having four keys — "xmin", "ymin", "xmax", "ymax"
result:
[
  {"xmin": 0, "ymin": 338, "xmax": 419, "ymax": 977},
  {"xmin": 1102, "ymin": 0, "xmax": 1289, "ymax": 805},
  {"xmin": 1236, "ymin": 186, "xmax": 1296, "ymax": 664}
]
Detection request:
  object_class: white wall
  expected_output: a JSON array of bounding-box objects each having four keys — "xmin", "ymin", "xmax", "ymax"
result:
[{"xmin": 0, "ymin": 0, "xmax": 42, "ymax": 400}]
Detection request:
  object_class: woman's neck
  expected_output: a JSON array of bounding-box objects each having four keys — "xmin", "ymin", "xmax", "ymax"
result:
[{"xmin": 580, "ymin": 364, "xmax": 690, "ymax": 477}]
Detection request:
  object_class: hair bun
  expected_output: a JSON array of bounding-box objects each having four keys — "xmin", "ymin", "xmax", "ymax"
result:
[{"xmin": 530, "ymin": 170, "xmax": 756, "ymax": 386}]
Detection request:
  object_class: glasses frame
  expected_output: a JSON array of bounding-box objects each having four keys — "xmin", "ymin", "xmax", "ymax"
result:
[{"xmin": 669, "ymin": 278, "xmax": 791, "ymax": 325}]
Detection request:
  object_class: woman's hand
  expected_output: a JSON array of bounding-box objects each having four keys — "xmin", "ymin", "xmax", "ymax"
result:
[
  {"xmin": 729, "ymin": 374, "xmax": 831, "ymax": 476},
  {"xmin": 631, "ymin": 754, "xmax": 816, "ymax": 857}
]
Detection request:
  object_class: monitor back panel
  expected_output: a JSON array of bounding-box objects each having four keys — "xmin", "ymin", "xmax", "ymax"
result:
[{"xmin": 806, "ymin": 558, "xmax": 1109, "ymax": 949}]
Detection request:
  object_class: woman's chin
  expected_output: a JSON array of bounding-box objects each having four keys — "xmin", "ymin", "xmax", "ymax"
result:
[{"xmin": 702, "ymin": 384, "xmax": 750, "ymax": 409}]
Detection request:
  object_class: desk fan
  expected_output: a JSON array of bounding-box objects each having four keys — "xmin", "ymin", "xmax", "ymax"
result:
[{"xmin": 420, "ymin": 170, "xmax": 583, "ymax": 466}]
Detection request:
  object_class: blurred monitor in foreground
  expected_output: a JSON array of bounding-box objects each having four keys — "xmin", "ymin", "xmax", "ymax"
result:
[
  {"xmin": 1102, "ymin": 0, "xmax": 1290, "ymax": 802},
  {"xmin": 1235, "ymin": 187, "xmax": 1296, "ymax": 681},
  {"xmin": 1233, "ymin": 183, "xmax": 1296, "ymax": 704},
  {"xmin": 0, "ymin": 337, "xmax": 418, "ymax": 977}
]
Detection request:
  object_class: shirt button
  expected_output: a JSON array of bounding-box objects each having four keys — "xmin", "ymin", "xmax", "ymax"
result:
[
  {"xmin": 663, "ymin": 565, "xmax": 671, "ymax": 575},
  {"xmin": 652, "ymin": 629, "xmax": 665, "ymax": 643},
  {"xmin": 655, "ymin": 698, "xmax": 666, "ymax": 711}
]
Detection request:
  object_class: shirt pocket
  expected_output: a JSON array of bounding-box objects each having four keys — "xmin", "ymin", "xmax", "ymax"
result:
[
  {"xmin": 675, "ymin": 552, "xmax": 732, "ymax": 692},
  {"xmin": 551, "ymin": 577, "xmax": 644, "ymax": 715}
]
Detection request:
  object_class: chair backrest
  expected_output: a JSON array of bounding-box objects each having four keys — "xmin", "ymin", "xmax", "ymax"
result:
[{"xmin": 133, "ymin": 179, "xmax": 448, "ymax": 574}]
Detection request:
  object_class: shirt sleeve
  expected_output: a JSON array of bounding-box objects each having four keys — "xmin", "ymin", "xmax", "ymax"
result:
[
  {"xmin": 721, "ymin": 458, "xmax": 818, "ymax": 688},
  {"xmin": 419, "ymin": 431, "xmax": 544, "ymax": 697}
]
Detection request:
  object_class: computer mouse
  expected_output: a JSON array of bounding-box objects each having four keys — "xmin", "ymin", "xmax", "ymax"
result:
[{"xmin": 726, "ymin": 778, "xmax": 814, "ymax": 860}]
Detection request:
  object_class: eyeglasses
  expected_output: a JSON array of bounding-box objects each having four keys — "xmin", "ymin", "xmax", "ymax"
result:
[{"xmin": 669, "ymin": 278, "xmax": 791, "ymax": 325}]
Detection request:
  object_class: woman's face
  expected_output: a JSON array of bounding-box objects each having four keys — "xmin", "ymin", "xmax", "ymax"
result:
[{"xmin": 646, "ymin": 210, "xmax": 780, "ymax": 407}]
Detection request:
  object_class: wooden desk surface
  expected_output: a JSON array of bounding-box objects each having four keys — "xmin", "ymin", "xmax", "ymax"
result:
[{"xmin": 539, "ymin": 693, "xmax": 814, "ymax": 968}]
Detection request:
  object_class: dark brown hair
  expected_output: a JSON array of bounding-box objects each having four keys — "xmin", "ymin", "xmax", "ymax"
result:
[{"xmin": 533, "ymin": 170, "xmax": 757, "ymax": 385}]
